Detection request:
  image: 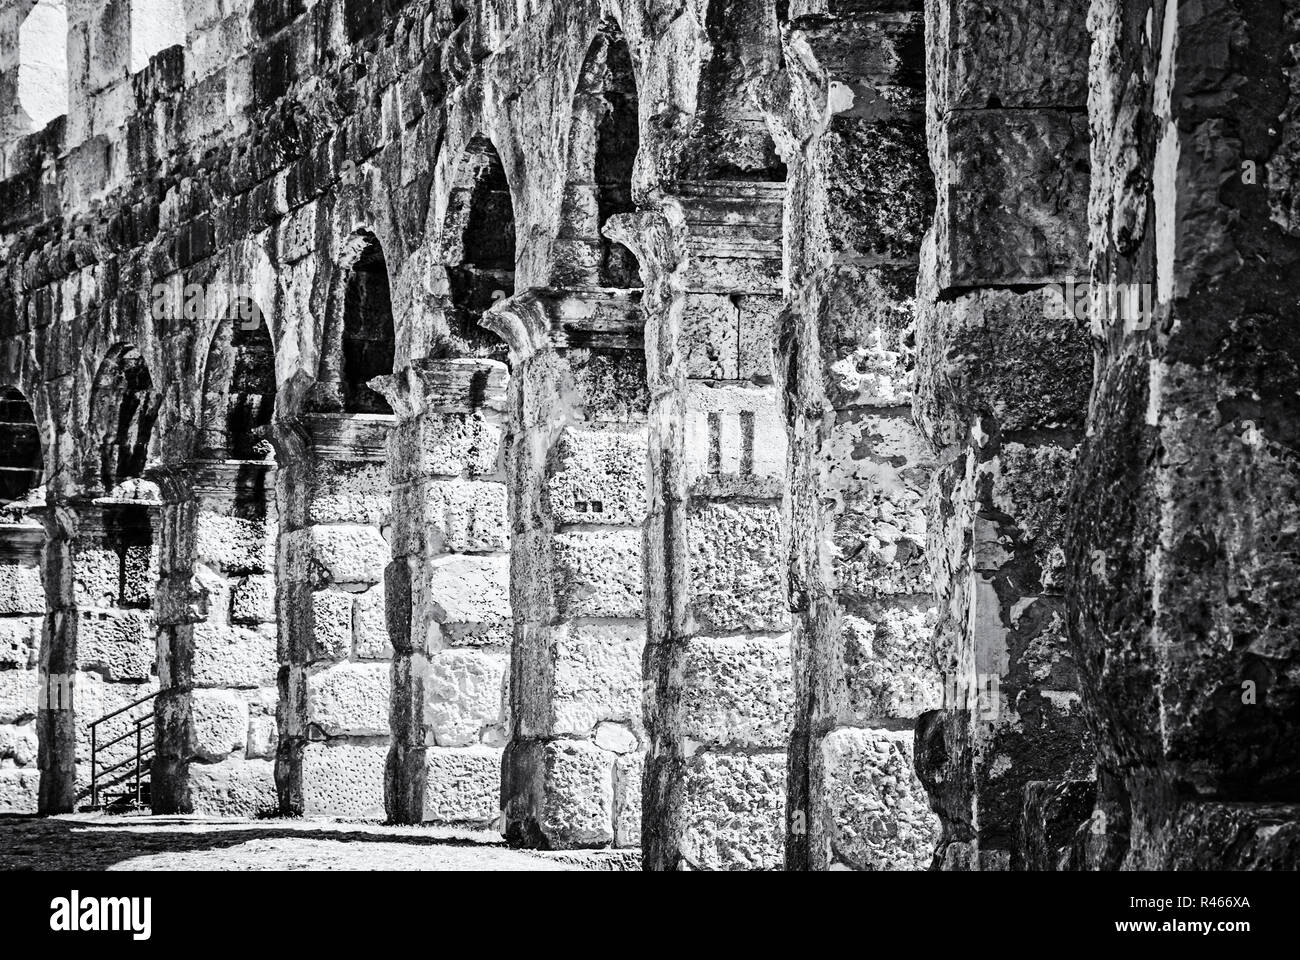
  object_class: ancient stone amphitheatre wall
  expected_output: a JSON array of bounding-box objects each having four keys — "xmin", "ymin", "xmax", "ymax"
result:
[{"xmin": 1, "ymin": 0, "xmax": 1296, "ymax": 871}]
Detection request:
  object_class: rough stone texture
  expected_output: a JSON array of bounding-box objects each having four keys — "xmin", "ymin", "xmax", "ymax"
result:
[{"xmin": 0, "ymin": 0, "xmax": 1293, "ymax": 873}]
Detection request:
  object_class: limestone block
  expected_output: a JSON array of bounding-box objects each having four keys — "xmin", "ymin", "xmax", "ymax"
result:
[
  {"xmin": 818, "ymin": 265, "xmax": 917, "ymax": 409},
  {"xmin": 0, "ymin": 562, "xmax": 43, "ymax": 615},
  {"xmin": 73, "ymin": 547, "xmax": 121, "ymax": 607},
  {"xmin": 0, "ymin": 767, "xmax": 38, "ymax": 813},
  {"xmin": 230, "ymin": 573, "xmax": 275, "ymax": 624},
  {"xmin": 353, "ymin": 585, "xmax": 392, "ymax": 659},
  {"xmin": 553, "ymin": 529, "xmax": 643, "ymax": 619},
  {"xmin": 193, "ymin": 622, "xmax": 277, "ymax": 688},
  {"xmin": 308, "ymin": 460, "xmax": 391, "ymax": 526},
  {"xmin": 77, "ymin": 610, "xmax": 155, "ymax": 682},
  {"xmin": 820, "ymin": 727, "xmax": 940, "ymax": 871},
  {"xmin": 551, "ymin": 621, "xmax": 643, "ymax": 736},
  {"xmin": 825, "ymin": 116, "xmax": 931, "ymax": 262},
  {"xmin": 0, "ymin": 720, "xmax": 37, "ymax": 766},
  {"xmin": 681, "ymin": 635, "xmax": 793, "ymax": 748},
  {"xmin": 310, "ymin": 590, "xmax": 353, "ymax": 662},
  {"xmin": 196, "ymin": 513, "xmax": 274, "ymax": 575},
  {"xmin": 189, "ymin": 757, "xmax": 278, "ymax": 818},
  {"xmin": 613, "ymin": 751, "xmax": 644, "ymax": 848},
  {"xmin": 0, "ymin": 616, "xmax": 40, "ymax": 669},
  {"xmin": 119, "ymin": 545, "xmax": 156, "ymax": 608},
  {"xmin": 546, "ymin": 427, "xmax": 647, "ymax": 527},
  {"xmin": 306, "ymin": 524, "xmax": 388, "ymax": 587},
  {"xmin": 306, "ymin": 662, "xmax": 391, "ymax": 737},
  {"xmin": 426, "ymin": 649, "xmax": 507, "ymax": 747},
  {"xmin": 684, "ymin": 382, "xmax": 786, "ymax": 484},
  {"xmin": 426, "ymin": 554, "xmax": 511, "ymax": 647},
  {"xmin": 936, "ymin": 109, "xmax": 1088, "ymax": 286},
  {"xmin": 421, "ymin": 413, "xmax": 503, "ymax": 478},
  {"xmin": 0, "ymin": 669, "xmax": 37, "ymax": 723},
  {"xmin": 680, "ymin": 751, "xmax": 785, "ymax": 871},
  {"xmin": 424, "ymin": 744, "xmax": 502, "ymax": 824},
  {"xmin": 541, "ymin": 739, "xmax": 615, "ymax": 847},
  {"xmin": 302, "ymin": 741, "xmax": 388, "ymax": 819},
  {"xmin": 567, "ymin": 348, "xmax": 649, "ymax": 422},
  {"xmin": 191, "ymin": 689, "xmax": 250, "ymax": 761},
  {"xmin": 736, "ymin": 294, "xmax": 781, "ymax": 382},
  {"xmin": 688, "ymin": 502, "xmax": 788, "ymax": 632},
  {"xmin": 680, "ymin": 294, "xmax": 740, "ymax": 380},
  {"xmin": 929, "ymin": 0, "xmax": 1089, "ymax": 110},
  {"xmin": 425, "ymin": 479, "xmax": 508, "ymax": 552},
  {"xmin": 843, "ymin": 602, "xmax": 943, "ymax": 721}
]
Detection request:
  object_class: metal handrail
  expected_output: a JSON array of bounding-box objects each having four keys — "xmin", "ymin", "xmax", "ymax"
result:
[{"xmin": 89, "ymin": 695, "xmax": 157, "ymax": 810}]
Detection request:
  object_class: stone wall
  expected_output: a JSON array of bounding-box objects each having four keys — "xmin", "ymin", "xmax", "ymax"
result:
[{"xmin": 0, "ymin": 0, "xmax": 1296, "ymax": 871}]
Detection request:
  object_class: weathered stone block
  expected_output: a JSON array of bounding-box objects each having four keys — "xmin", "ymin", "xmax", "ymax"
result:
[
  {"xmin": 230, "ymin": 573, "xmax": 275, "ymax": 624},
  {"xmin": 425, "ymin": 649, "xmax": 507, "ymax": 747},
  {"xmin": 353, "ymin": 585, "xmax": 391, "ymax": 659},
  {"xmin": 0, "ymin": 616, "xmax": 40, "ymax": 669},
  {"xmin": 820, "ymin": 727, "xmax": 940, "ymax": 871},
  {"xmin": 680, "ymin": 294, "xmax": 740, "ymax": 380},
  {"xmin": 425, "ymin": 479, "xmax": 508, "ymax": 552},
  {"xmin": 0, "ymin": 720, "xmax": 37, "ymax": 766},
  {"xmin": 77, "ymin": 609, "xmax": 155, "ymax": 682},
  {"xmin": 191, "ymin": 689, "xmax": 250, "ymax": 761},
  {"xmin": 551, "ymin": 621, "xmax": 643, "ymax": 736},
  {"xmin": 0, "ymin": 562, "xmax": 43, "ymax": 615},
  {"xmin": 843, "ymin": 602, "xmax": 943, "ymax": 721},
  {"xmin": 310, "ymin": 590, "xmax": 353, "ymax": 662},
  {"xmin": 546, "ymin": 427, "xmax": 647, "ymax": 527},
  {"xmin": 688, "ymin": 502, "xmax": 788, "ymax": 632},
  {"xmin": 424, "ymin": 744, "xmax": 502, "ymax": 824},
  {"xmin": 196, "ymin": 513, "xmax": 273, "ymax": 574},
  {"xmin": 189, "ymin": 756, "xmax": 278, "ymax": 818},
  {"xmin": 681, "ymin": 634, "xmax": 793, "ymax": 748},
  {"xmin": 309, "ymin": 460, "xmax": 390, "ymax": 526},
  {"xmin": 681, "ymin": 751, "xmax": 786, "ymax": 871},
  {"xmin": 0, "ymin": 767, "xmax": 38, "ymax": 813},
  {"xmin": 684, "ymin": 382, "xmax": 786, "ymax": 485},
  {"xmin": 306, "ymin": 661, "xmax": 391, "ymax": 737},
  {"xmin": 193, "ymin": 623, "xmax": 277, "ymax": 688},
  {"xmin": 426, "ymin": 554, "xmax": 511, "ymax": 647},
  {"xmin": 0, "ymin": 669, "xmax": 38, "ymax": 723},
  {"xmin": 420, "ymin": 413, "xmax": 503, "ymax": 478},
  {"xmin": 541, "ymin": 739, "xmax": 615, "ymax": 847},
  {"xmin": 553, "ymin": 529, "xmax": 643, "ymax": 619},
  {"xmin": 306, "ymin": 524, "xmax": 388, "ymax": 587},
  {"xmin": 302, "ymin": 741, "xmax": 388, "ymax": 818}
]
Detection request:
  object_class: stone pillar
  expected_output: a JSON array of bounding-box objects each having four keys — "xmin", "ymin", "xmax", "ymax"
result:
[
  {"xmin": 277, "ymin": 414, "xmax": 394, "ymax": 818},
  {"xmin": 383, "ymin": 358, "xmax": 512, "ymax": 829},
  {"xmin": 35, "ymin": 496, "xmax": 77, "ymax": 811},
  {"xmin": 911, "ymin": 0, "xmax": 1095, "ymax": 870},
  {"xmin": 0, "ymin": 504, "xmax": 44, "ymax": 812},
  {"xmin": 611, "ymin": 176, "xmax": 793, "ymax": 870},
  {"xmin": 776, "ymin": 0, "xmax": 942, "ymax": 872},
  {"xmin": 496, "ymin": 287, "xmax": 649, "ymax": 851},
  {"xmin": 1067, "ymin": 0, "xmax": 1300, "ymax": 870}
]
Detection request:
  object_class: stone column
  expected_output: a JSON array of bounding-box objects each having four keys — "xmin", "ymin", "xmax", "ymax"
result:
[
  {"xmin": 0, "ymin": 504, "xmax": 44, "ymax": 812},
  {"xmin": 383, "ymin": 358, "xmax": 512, "ymax": 829},
  {"xmin": 911, "ymin": 0, "xmax": 1095, "ymax": 870},
  {"xmin": 277, "ymin": 414, "xmax": 394, "ymax": 818},
  {"xmin": 496, "ymin": 286, "xmax": 649, "ymax": 851},
  {"xmin": 36, "ymin": 496, "xmax": 77, "ymax": 811},
  {"xmin": 1067, "ymin": 0, "xmax": 1300, "ymax": 870},
  {"xmin": 776, "ymin": 0, "xmax": 942, "ymax": 872}
]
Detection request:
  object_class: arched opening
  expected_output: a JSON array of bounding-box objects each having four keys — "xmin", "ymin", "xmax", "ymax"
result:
[
  {"xmin": 129, "ymin": 0, "xmax": 186, "ymax": 73},
  {"xmin": 88, "ymin": 347, "xmax": 159, "ymax": 493},
  {"xmin": 200, "ymin": 300, "xmax": 276, "ymax": 460},
  {"xmin": 0, "ymin": 387, "xmax": 42, "ymax": 505},
  {"xmin": 339, "ymin": 235, "xmax": 395, "ymax": 414},
  {"xmin": 553, "ymin": 22, "xmax": 640, "ymax": 289},
  {"xmin": 441, "ymin": 136, "xmax": 515, "ymax": 361},
  {"xmin": 16, "ymin": 0, "xmax": 68, "ymax": 133}
]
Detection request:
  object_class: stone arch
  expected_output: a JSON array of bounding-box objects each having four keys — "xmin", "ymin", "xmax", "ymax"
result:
[
  {"xmin": 316, "ymin": 231, "xmax": 397, "ymax": 415},
  {"xmin": 552, "ymin": 20, "xmax": 641, "ymax": 289},
  {"xmin": 86, "ymin": 345, "xmax": 160, "ymax": 493},
  {"xmin": 439, "ymin": 134, "xmax": 516, "ymax": 361},
  {"xmin": 15, "ymin": 0, "xmax": 68, "ymax": 133},
  {"xmin": 0, "ymin": 385, "xmax": 43, "ymax": 505},
  {"xmin": 199, "ymin": 299, "xmax": 277, "ymax": 460},
  {"xmin": 129, "ymin": 0, "xmax": 186, "ymax": 73}
]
